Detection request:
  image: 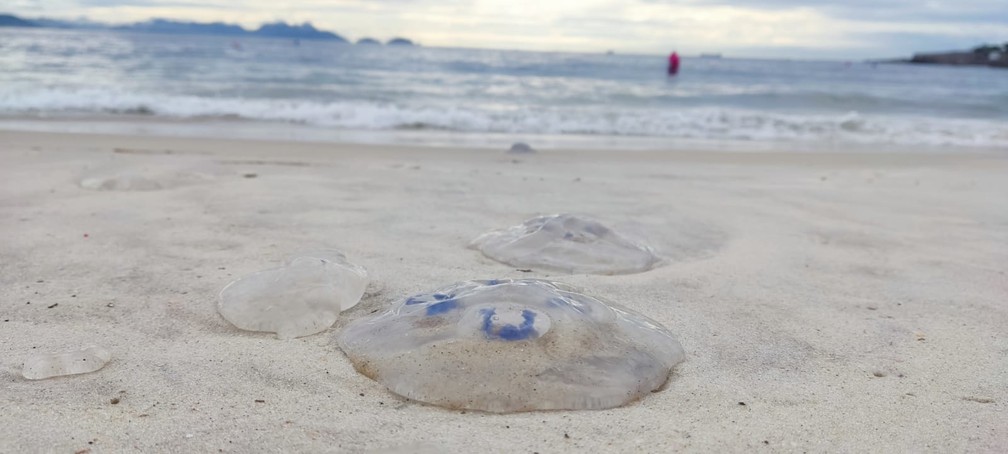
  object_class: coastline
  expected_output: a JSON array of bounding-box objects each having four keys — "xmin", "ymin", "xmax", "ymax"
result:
[
  {"xmin": 1, "ymin": 129, "xmax": 1006, "ymax": 452},
  {"xmin": 4, "ymin": 115, "xmax": 1008, "ymax": 155}
]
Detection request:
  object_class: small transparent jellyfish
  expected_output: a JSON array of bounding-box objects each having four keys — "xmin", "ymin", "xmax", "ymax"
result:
[
  {"xmin": 508, "ymin": 142, "xmax": 535, "ymax": 153},
  {"xmin": 470, "ymin": 214, "xmax": 660, "ymax": 275},
  {"xmin": 22, "ymin": 345, "xmax": 111, "ymax": 380},
  {"xmin": 338, "ymin": 279, "xmax": 685, "ymax": 413},
  {"xmin": 79, "ymin": 159, "xmax": 225, "ymax": 191},
  {"xmin": 218, "ymin": 250, "xmax": 368, "ymax": 339},
  {"xmin": 80, "ymin": 174, "xmax": 164, "ymax": 191}
]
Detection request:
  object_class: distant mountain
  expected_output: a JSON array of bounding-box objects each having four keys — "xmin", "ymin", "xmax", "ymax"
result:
[
  {"xmin": 32, "ymin": 17, "xmax": 105, "ymax": 29},
  {"xmin": 357, "ymin": 37, "xmax": 381, "ymax": 45},
  {"xmin": 254, "ymin": 22, "xmax": 346, "ymax": 41},
  {"xmin": 116, "ymin": 19, "xmax": 248, "ymax": 36},
  {"xmin": 387, "ymin": 37, "xmax": 415, "ymax": 46},
  {"xmin": 0, "ymin": 13, "xmax": 354, "ymax": 42},
  {"xmin": 0, "ymin": 13, "xmax": 37, "ymax": 27}
]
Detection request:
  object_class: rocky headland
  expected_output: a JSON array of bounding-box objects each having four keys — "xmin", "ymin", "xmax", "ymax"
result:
[{"xmin": 909, "ymin": 43, "xmax": 1008, "ymax": 69}]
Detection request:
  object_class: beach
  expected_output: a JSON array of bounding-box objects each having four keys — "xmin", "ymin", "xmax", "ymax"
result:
[{"xmin": 1, "ymin": 129, "xmax": 1005, "ymax": 452}]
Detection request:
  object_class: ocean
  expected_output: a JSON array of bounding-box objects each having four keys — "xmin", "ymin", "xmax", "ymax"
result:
[{"xmin": 2, "ymin": 27, "xmax": 1007, "ymax": 150}]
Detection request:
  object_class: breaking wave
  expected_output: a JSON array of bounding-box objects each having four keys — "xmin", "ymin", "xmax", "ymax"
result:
[{"xmin": 3, "ymin": 88, "xmax": 1007, "ymax": 148}]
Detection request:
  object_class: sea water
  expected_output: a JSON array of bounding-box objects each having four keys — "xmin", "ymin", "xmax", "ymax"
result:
[{"xmin": 2, "ymin": 27, "xmax": 1006, "ymax": 150}]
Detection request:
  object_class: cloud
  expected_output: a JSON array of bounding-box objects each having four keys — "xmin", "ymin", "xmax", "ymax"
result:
[
  {"xmin": 5, "ymin": 0, "xmax": 1006, "ymax": 58},
  {"xmin": 645, "ymin": 0, "xmax": 1008, "ymax": 24}
]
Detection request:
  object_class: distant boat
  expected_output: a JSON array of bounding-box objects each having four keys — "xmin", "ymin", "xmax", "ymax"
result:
[{"xmin": 699, "ymin": 53, "xmax": 722, "ymax": 59}]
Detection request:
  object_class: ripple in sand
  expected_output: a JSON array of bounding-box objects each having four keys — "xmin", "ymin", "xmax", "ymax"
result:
[
  {"xmin": 218, "ymin": 251, "xmax": 368, "ymax": 339},
  {"xmin": 470, "ymin": 213, "xmax": 660, "ymax": 275},
  {"xmin": 22, "ymin": 345, "xmax": 111, "ymax": 380},
  {"xmin": 338, "ymin": 279, "xmax": 685, "ymax": 413}
]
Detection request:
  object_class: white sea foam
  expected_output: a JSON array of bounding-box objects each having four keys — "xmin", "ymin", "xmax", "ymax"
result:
[{"xmin": 2, "ymin": 87, "xmax": 1007, "ymax": 148}]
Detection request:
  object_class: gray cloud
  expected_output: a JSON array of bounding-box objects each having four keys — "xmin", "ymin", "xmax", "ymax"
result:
[
  {"xmin": 7, "ymin": 0, "xmax": 1006, "ymax": 58},
  {"xmin": 75, "ymin": 0, "xmax": 197, "ymax": 5},
  {"xmin": 644, "ymin": 0, "xmax": 1008, "ymax": 24}
]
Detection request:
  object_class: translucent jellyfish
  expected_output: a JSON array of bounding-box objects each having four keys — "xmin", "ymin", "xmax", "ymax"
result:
[
  {"xmin": 79, "ymin": 174, "xmax": 164, "ymax": 191},
  {"xmin": 218, "ymin": 250, "xmax": 368, "ymax": 339},
  {"xmin": 79, "ymin": 159, "xmax": 225, "ymax": 191},
  {"xmin": 470, "ymin": 214, "xmax": 660, "ymax": 275},
  {"xmin": 508, "ymin": 142, "xmax": 535, "ymax": 153},
  {"xmin": 22, "ymin": 345, "xmax": 111, "ymax": 380},
  {"xmin": 338, "ymin": 279, "xmax": 685, "ymax": 413}
]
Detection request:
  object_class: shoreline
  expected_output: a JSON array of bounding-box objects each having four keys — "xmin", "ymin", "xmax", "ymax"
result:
[
  {"xmin": 2, "ymin": 129, "xmax": 1006, "ymax": 452},
  {"xmin": 3, "ymin": 128, "xmax": 1004, "ymax": 167},
  {"xmin": 3, "ymin": 114, "xmax": 1007, "ymax": 155}
]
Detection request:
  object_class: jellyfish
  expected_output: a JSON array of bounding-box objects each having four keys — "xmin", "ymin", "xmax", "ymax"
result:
[
  {"xmin": 79, "ymin": 159, "xmax": 225, "ymax": 191},
  {"xmin": 218, "ymin": 250, "xmax": 368, "ymax": 339},
  {"xmin": 508, "ymin": 142, "xmax": 535, "ymax": 153},
  {"xmin": 79, "ymin": 174, "xmax": 164, "ymax": 191},
  {"xmin": 337, "ymin": 279, "xmax": 685, "ymax": 413},
  {"xmin": 22, "ymin": 345, "xmax": 111, "ymax": 380},
  {"xmin": 470, "ymin": 214, "xmax": 660, "ymax": 275}
]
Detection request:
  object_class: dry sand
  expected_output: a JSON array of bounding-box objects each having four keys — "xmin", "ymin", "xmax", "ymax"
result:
[{"xmin": 1, "ymin": 130, "xmax": 1006, "ymax": 452}]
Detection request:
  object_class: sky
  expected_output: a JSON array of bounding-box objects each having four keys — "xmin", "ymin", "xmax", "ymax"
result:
[{"xmin": 5, "ymin": 0, "xmax": 1007, "ymax": 58}]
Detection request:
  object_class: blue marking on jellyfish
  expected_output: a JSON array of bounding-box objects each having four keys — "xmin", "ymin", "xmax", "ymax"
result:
[
  {"xmin": 433, "ymin": 293, "xmax": 450, "ymax": 300},
  {"xmin": 485, "ymin": 279, "xmax": 501, "ymax": 286},
  {"xmin": 425, "ymin": 299, "xmax": 458, "ymax": 315},
  {"xmin": 405, "ymin": 296, "xmax": 426, "ymax": 305},
  {"xmin": 479, "ymin": 308, "xmax": 538, "ymax": 341}
]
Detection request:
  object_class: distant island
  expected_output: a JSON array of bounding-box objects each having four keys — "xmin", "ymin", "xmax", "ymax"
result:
[
  {"xmin": 0, "ymin": 13, "xmax": 34, "ymax": 27},
  {"xmin": 907, "ymin": 43, "xmax": 1008, "ymax": 69},
  {"xmin": 387, "ymin": 37, "xmax": 415, "ymax": 46},
  {"xmin": 0, "ymin": 13, "xmax": 416, "ymax": 45}
]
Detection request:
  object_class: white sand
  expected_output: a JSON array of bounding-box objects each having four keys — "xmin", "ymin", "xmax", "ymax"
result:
[{"xmin": 1, "ymin": 130, "xmax": 1006, "ymax": 452}]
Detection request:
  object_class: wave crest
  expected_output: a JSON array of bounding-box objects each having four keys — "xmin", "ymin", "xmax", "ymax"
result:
[{"xmin": 2, "ymin": 88, "xmax": 1006, "ymax": 148}]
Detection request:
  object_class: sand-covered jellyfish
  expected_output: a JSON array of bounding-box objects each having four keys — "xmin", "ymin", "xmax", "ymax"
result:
[
  {"xmin": 470, "ymin": 214, "xmax": 660, "ymax": 275},
  {"xmin": 218, "ymin": 250, "xmax": 368, "ymax": 339},
  {"xmin": 78, "ymin": 158, "xmax": 225, "ymax": 191},
  {"xmin": 22, "ymin": 345, "xmax": 111, "ymax": 380},
  {"xmin": 337, "ymin": 279, "xmax": 685, "ymax": 413}
]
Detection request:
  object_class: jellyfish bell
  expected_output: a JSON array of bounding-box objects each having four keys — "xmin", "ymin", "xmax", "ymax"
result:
[
  {"xmin": 338, "ymin": 279, "xmax": 684, "ymax": 413},
  {"xmin": 78, "ymin": 158, "xmax": 226, "ymax": 191},
  {"xmin": 218, "ymin": 250, "xmax": 368, "ymax": 339},
  {"xmin": 22, "ymin": 345, "xmax": 112, "ymax": 380},
  {"xmin": 470, "ymin": 214, "xmax": 660, "ymax": 275},
  {"xmin": 508, "ymin": 142, "xmax": 536, "ymax": 153}
]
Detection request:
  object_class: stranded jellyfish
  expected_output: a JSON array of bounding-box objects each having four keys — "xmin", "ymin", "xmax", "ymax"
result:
[
  {"xmin": 470, "ymin": 214, "xmax": 660, "ymax": 275},
  {"xmin": 218, "ymin": 251, "xmax": 368, "ymax": 339},
  {"xmin": 338, "ymin": 279, "xmax": 684, "ymax": 413},
  {"xmin": 22, "ymin": 345, "xmax": 111, "ymax": 380},
  {"xmin": 79, "ymin": 159, "xmax": 224, "ymax": 191},
  {"xmin": 508, "ymin": 142, "xmax": 535, "ymax": 153},
  {"xmin": 79, "ymin": 174, "xmax": 164, "ymax": 191}
]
